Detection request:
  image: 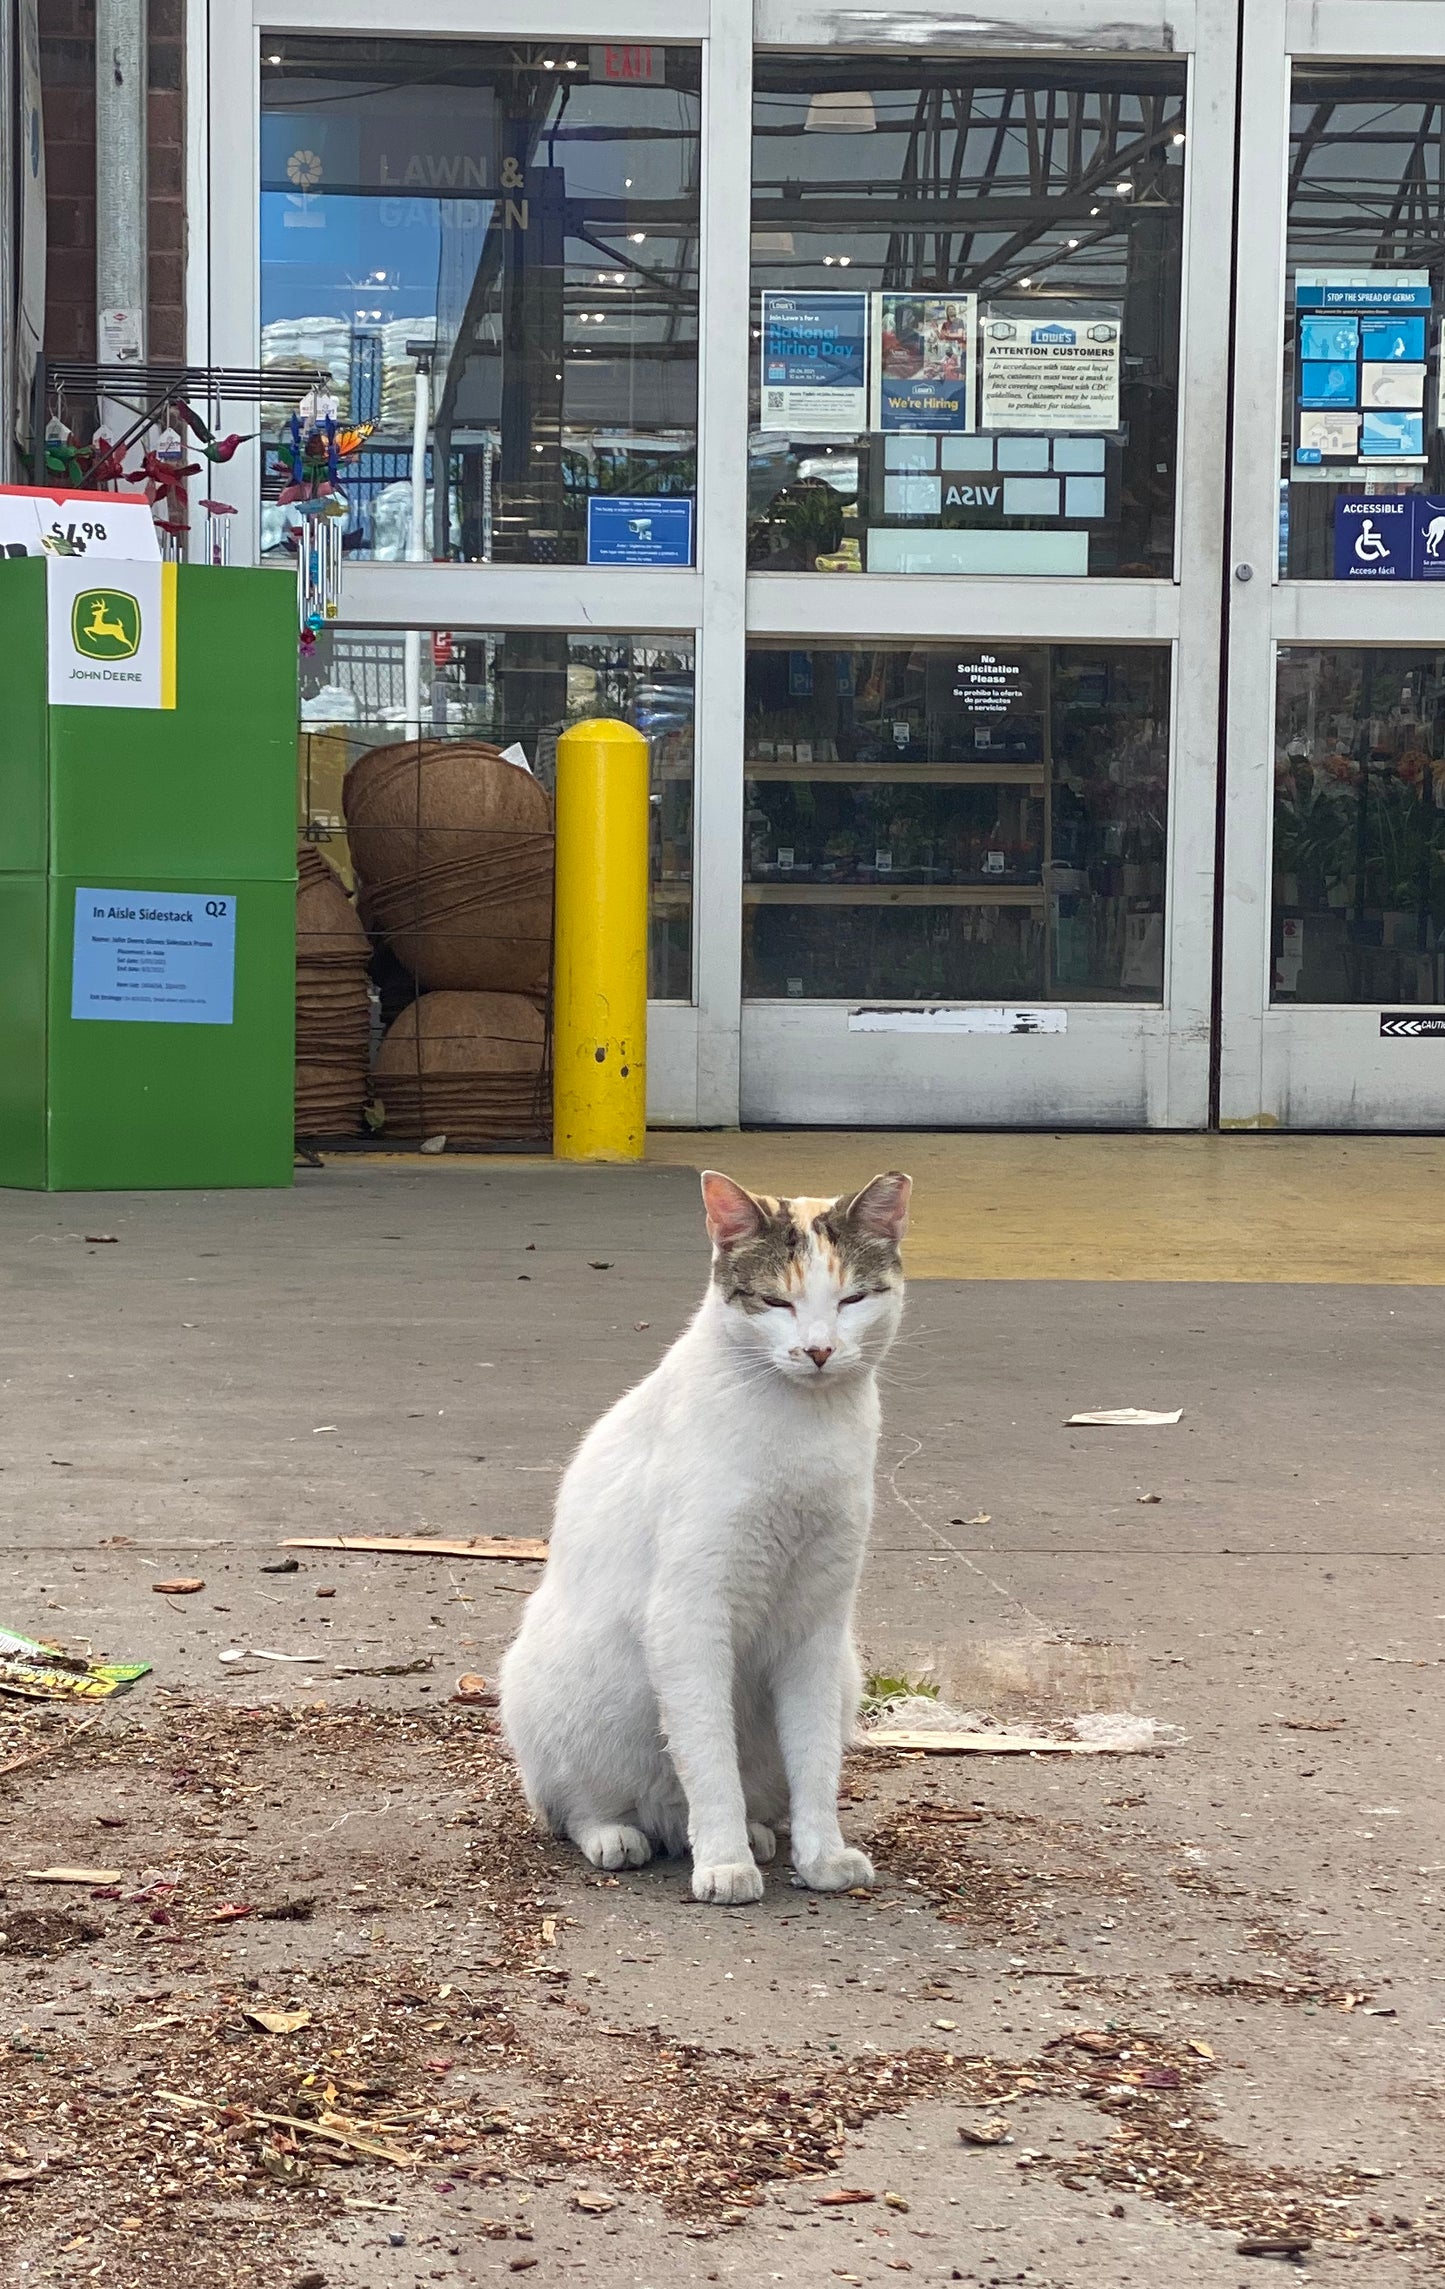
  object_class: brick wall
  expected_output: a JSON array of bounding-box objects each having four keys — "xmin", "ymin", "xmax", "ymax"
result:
[{"xmin": 38, "ymin": 0, "xmax": 186, "ymax": 362}]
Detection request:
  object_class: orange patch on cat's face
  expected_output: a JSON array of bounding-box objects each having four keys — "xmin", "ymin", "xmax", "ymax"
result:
[{"xmin": 779, "ymin": 1199, "xmax": 846, "ymax": 1292}]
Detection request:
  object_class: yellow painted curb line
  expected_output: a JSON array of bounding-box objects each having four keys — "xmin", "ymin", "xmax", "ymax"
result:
[{"xmin": 303, "ymin": 1134, "xmax": 1445, "ymax": 1285}]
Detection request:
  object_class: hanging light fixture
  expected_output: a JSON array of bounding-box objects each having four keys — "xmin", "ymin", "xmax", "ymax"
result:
[{"xmin": 804, "ymin": 88, "xmax": 876, "ymax": 133}]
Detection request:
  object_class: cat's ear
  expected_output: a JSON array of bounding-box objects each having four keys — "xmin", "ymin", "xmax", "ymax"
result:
[
  {"xmin": 840, "ymin": 1170, "xmax": 912, "ymax": 1243},
  {"xmin": 701, "ymin": 1170, "xmax": 769, "ymax": 1250}
]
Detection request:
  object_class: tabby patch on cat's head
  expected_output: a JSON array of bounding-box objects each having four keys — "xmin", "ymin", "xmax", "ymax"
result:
[{"xmin": 705, "ymin": 1171, "xmax": 916, "ymax": 1318}]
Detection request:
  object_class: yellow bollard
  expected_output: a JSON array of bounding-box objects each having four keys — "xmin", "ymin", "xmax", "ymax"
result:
[{"xmin": 551, "ymin": 717, "xmax": 650, "ymax": 1161}]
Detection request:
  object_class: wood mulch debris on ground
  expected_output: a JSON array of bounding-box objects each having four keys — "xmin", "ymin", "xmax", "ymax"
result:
[{"xmin": 0, "ymin": 1700, "xmax": 1435, "ymax": 2287}]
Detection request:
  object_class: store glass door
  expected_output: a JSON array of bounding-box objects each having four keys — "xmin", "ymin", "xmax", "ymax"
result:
[
  {"xmin": 738, "ymin": 4, "xmax": 1236, "ymax": 1128},
  {"xmin": 1221, "ymin": 2, "xmax": 1445, "ymax": 1128}
]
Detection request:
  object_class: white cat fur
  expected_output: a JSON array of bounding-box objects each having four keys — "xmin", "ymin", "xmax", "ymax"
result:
[{"xmin": 499, "ymin": 1169, "xmax": 911, "ymax": 1904}]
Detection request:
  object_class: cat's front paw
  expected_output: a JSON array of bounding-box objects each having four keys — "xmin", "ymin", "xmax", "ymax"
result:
[
  {"xmin": 692, "ymin": 1857, "xmax": 764, "ymax": 1905},
  {"xmin": 794, "ymin": 1845, "xmax": 875, "ymax": 1893},
  {"xmin": 577, "ymin": 1821, "xmax": 653, "ymax": 1871}
]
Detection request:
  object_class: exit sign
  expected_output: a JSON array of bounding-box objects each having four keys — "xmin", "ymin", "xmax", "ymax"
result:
[{"xmin": 590, "ymin": 44, "xmax": 663, "ymax": 83}]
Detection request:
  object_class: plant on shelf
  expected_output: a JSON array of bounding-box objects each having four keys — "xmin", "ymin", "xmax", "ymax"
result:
[
  {"xmin": 1273, "ymin": 755, "xmax": 1358, "ymax": 912},
  {"xmin": 1367, "ymin": 768, "xmax": 1441, "ymax": 920},
  {"xmin": 772, "ymin": 479, "xmax": 846, "ymax": 568}
]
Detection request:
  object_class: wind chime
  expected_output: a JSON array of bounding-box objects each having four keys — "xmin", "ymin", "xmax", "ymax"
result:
[
  {"xmin": 39, "ymin": 373, "xmax": 368, "ymax": 636},
  {"xmin": 146, "ymin": 419, "xmax": 193, "ymax": 560},
  {"xmin": 167, "ymin": 401, "xmax": 252, "ymax": 557},
  {"xmin": 201, "ymin": 498, "xmax": 237, "ymax": 564},
  {"xmin": 41, "ymin": 388, "xmax": 255, "ymax": 555},
  {"xmin": 275, "ymin": 387, "xmax": 373, "ymax": 649}
]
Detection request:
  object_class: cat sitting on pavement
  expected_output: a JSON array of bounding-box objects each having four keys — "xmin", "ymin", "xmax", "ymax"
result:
[{"xmin": 499, "ymin": 1167, "xmax": 911, "ymax": 1904}]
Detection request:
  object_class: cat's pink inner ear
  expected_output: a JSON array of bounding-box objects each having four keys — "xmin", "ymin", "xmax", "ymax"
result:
[
  {"xmin": 846, "ymin": 1170, "xmax": 912, "ymax": 1242},
  {"xmin": 701, "ymin": 1170, "xmax": 767, "ymax": 1249}
]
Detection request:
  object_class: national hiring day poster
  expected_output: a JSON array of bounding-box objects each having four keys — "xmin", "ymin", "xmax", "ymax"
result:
[
  {"xmin": 870, "ymin": 294, "xmax": 976, "ymax": 432},
  {"xmin": 759, "ymin": 291, "xmax": 868, "ymax": 433}
]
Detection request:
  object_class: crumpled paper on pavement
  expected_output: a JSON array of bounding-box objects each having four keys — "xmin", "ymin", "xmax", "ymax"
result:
[{"xmin": 1067, "ymin": 1407, "xmax": 1183, "ymax": 1426}]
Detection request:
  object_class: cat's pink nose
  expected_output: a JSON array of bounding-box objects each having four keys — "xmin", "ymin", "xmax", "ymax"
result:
[{"xmin": 805, "ymin": 1345, "xmax": 833, "ymax": 1369}]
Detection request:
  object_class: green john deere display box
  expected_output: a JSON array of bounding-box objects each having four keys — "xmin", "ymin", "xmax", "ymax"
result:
[{"xmin": 0, "ymin": 556, "xmax": 298, "ymax": 1190}]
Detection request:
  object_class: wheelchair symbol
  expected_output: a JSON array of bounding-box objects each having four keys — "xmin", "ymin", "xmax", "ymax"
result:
[{"xmin": 1353, "ymin": 518, "xmax": 1390, "ymax": 564}]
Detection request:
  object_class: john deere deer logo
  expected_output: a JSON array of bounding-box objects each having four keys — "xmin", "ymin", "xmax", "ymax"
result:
[{"xmin": 72, "ymin": 589, "xmax": 141, "ymax": 660}]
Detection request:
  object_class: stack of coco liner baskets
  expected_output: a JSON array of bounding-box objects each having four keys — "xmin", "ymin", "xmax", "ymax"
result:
[
  {"xmin": 295, "ymin": 844, "xmax": 373, "ymax": 1137},
  {"xmin": 343, "ymin": 737, "xmax": 553, "ymax": 995},
  {"xmin": 372, "ymin": 990, "xmax": 547, "ymax": 1146},
  {"xmin": 344, "ymin": 738, "xmax": 555, "ymax": 1146}
]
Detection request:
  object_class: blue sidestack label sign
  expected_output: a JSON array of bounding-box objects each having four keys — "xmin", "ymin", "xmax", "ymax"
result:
[{"xmin": 71, "ymin": 889, "xmax": 237, "ymax": 1024}]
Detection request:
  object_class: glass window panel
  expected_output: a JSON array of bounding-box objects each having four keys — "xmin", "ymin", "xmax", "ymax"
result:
[
  {"xmin": 749, "ymin": 59, "xmax": 1185, "ymax": 578},
  {"xmin": 1273, "ymin": 646, "xmax": 1445, "ymax": 1004},
  {"xmin": 261, "ymin": 39, "xmax": 700, "ymax": 565},
  {"xmin": 1282, "ymin": 71, "xmax": 1445, "ymax": 579},
  {"xmin": 299, "ymin": 627, "xmax": 693, "ymax": 997},
  {"xmin": 742, "ymin": 641, "xmax": 1169, "ymax": 999}
]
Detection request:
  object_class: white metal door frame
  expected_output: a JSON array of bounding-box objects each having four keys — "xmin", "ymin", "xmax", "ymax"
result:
[
  {"xmin": 193, "ymin": 0, "xmax": 1237, "ymax": 1130},
  {"xmin": 1220, "ymin": 0, "xmax": 1445, "ymax": 1129},
  {"xmin": 201, "ymin": 0, "xmax": 724, "ymax": 1123},
  {"xmin": 738, "ymin": 0, "xmax": 1236, "ymax": 1127}
]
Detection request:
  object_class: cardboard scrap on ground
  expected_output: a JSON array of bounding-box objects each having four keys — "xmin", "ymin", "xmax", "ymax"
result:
[
  {"xmin": 0, "ymin": 1626, "xmax": 150, "ymax": 1703},
  {"xmin": 866, "ymin": 1730, "xmax": 1115, "ymax": 1755},
  {"xmin": 1067, "ymin": 1408, "xmax": 1183, "ymax": 1426},
  {"xmin": 281, "ymin": 1534, "xmax": 548, "ymax": 1562},
  {"xmin": 26, "ymin": 1865, "xmax": 123, "ymax": 1884}
]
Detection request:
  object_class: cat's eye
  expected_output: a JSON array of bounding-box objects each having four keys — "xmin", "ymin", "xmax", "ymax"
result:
[
  {"xmin": 759, "ymin": 1294, "xmax": 793, "ymax": 1310},
  {"xmin": 839, "ymin": 1291, "xmax": 869, "ymax": 1307}
]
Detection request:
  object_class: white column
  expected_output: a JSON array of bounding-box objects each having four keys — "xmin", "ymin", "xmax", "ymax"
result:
[
  {"xmin": 198, "ymin": 2, "xmax": 260, "ymax": 563},
  {"xmin": 95, "ymin": 0, "xmax": 148, "ymax": 366},
  {"xmin": 1217, "ymin": 0, "xmax": 1289, "ymax": 1127},
  {"xmin": 691, "ymin": 0, "xmax": 753, "ymax": 1127},
  {"xmin": 403, "ymin": 357, "xmax": 432, "ymax": 731},
  {"xmin": 1156, "ymin": 0, "xmax": 1243, "ymax": 1126}
]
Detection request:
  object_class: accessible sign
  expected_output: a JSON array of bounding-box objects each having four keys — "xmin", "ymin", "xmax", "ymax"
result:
[{"xmin": 1333, "ymin": 494, "xmax": 1445, "ymax": 579}]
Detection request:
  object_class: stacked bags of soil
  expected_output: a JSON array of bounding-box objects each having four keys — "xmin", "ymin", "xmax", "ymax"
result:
[
  {"xmin": 343, "ymin": 739, "xmax": 554, "ymax": 1146},
  {"xmin": 371, "ymin": 990, "xmax": 547, "ymax": 1146},
  {"xmin": 295, "ymin": 844, "xmax": 372, "ymax": 1138}
]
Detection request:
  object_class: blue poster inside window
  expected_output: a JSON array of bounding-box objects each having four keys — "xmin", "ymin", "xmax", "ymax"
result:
[
  {"xmin": 1361, "ymin": 316, "xmax": 1425, "ymax": 363},
  {"xmin": 758, "ymin": 292, "xmax": 868, "ymax": 434},
  {"xmin": 586, "ymin": 496, "xmax": 694, "ymax": 566},
  {"xmin": 871, "ymin": 294, "xmax": 976, "ymax": 433},
  {"xmin": 1334, "ymin": 494, "xmax": 1445, "ymax": 579},
  {"xmin": 1294, "ymin": 269, "xmax": 1431, "ymax": 471}
]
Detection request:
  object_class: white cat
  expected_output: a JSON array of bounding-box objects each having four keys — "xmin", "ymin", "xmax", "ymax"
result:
[{"xmin": 499, "ymin": 1167, "xmax": 911, "ymax": 1905}]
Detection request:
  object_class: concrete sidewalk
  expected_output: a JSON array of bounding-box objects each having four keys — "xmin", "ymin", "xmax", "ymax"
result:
[{"xmin": 1, "ymin": 1153, "xmax": 1441, "ymax": 2289}]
